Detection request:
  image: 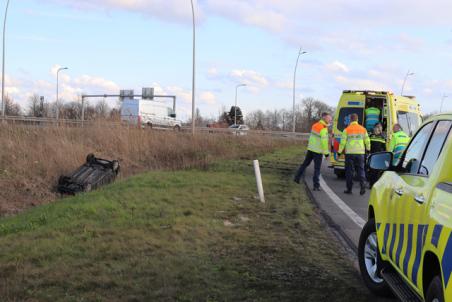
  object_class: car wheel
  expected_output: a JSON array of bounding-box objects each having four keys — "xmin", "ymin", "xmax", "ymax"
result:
[
  {"xmin": 426, "ymin": 276, "xmax": 444, "ymax": 302},
  {"xmin": 173, "ymin": 125, "xmax": 181, "ymax": 132},
  {"xmin": 147, "ymin": 122, "xmax": 153, "ymax": 129},
  {"xmin": 86, "ymin": 153, "xmax": 95, "ymax": 164},
  {"xmin": 112, "ymin": 160, "xmax": 120, "ymax": 174},
  {"xmin": 358, "ymin": 218, "xmax": 392, "ymax": 297}
]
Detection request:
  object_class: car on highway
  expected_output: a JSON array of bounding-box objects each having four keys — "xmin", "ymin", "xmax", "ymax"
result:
[
  {"xmin": 358, "ymin": 113, "xmax": 452, "ymax": 302},
  {"xmin": 330, "ymin": 90, "xmax": 422, "ymax": 178},
  {"xmin": 229, "ymin": 124, "xmax": 249, "ymax": 136}
]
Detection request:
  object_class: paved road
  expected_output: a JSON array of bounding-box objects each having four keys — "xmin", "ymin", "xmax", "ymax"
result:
[
  {"xmin": 304, "ymin": 161, "xmax": 370, "ymax": 251},
  {"xmin": 304, "ymin": 163, "xmax": 398, "ymax": 301}
]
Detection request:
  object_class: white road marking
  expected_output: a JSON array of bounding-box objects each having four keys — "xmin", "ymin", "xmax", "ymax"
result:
[{"xmin": 319, "ymin": 176, "xmax": 366, "ymax": 228}]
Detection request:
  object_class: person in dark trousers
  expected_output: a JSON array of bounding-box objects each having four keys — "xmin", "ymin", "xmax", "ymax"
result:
[
  {"xmin": 338, "ymin": 113, "xmax": 370, "ymax": 195},
  {"xmin": 368, "ymin": 123, "xmax": 386, "ymax": 187},
  {"xmin": 294, "ymin": 112, "xmax": 332, "ymax": 191},
  {"xmin": 370, "ymin": 123, "xmax": 386, "ymax": 153}
]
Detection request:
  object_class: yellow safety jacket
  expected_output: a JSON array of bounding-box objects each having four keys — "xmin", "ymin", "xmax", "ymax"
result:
[
  {"xmin": 307, "ymin": 120, "xmax": 329, "ymax": 155},
  {"xmin": 390, "ymin": 130, "xmax": 410, "ymax": 165},
  {"xmin": 338, "ymin": 121, "xmax": 371, "ymax": 155},
  {"xmin": 365, "ymin": 107, "xmax": 381, "ymax": 132}
]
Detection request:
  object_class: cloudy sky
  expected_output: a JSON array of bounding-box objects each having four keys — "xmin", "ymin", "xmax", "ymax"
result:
[{"xmin": 4, "ymin": 0, "xmax": 452, "ymax": 119}]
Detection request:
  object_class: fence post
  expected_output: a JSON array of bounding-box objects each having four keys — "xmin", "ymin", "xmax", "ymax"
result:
[{"xmin": 253, "ymin": 160, "xmax": 265, "ymax": 203}]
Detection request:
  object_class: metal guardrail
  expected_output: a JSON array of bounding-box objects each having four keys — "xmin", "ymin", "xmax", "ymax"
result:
[
  {"xmin": 0, "ymin": 116, "xmax": 309, "ymax": 140},
  {"xmin": 0, "ymin": 116, "xmax": 122, "ymax": 127},
  {"xmin": 191, "ymin": 126, "xmax": 309, "ymax": 139}
]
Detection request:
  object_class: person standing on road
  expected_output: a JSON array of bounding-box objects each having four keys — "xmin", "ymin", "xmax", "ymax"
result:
[
  {"xmin": 293, "ymin": 112, "xmax": 332, "ymax": 191},
  {"xmin": 368, "ymin": 123, "xmax": 386, "ymax": 187},
  {"xmin": 389, "ymin": 123, "xmax": 410, "ymax": 166},
  {"xmin": 338, "ymin": 113, "xmax": 370, "ymax": 195}
]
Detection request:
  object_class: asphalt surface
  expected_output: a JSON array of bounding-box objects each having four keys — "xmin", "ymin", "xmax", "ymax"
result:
[
  {"xmin": 303, "ymin": 163, "xmax": 398, "ymax": 301},
  {"xmin": 304, "ymin": 161, "xmax": 370, "ymax": 251}
]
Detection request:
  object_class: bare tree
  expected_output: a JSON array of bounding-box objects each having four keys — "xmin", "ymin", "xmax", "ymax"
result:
[
  {"xmin": 95, "ymin": 98, "xmax": 110, "ymax": 119},
  {"xmin": 27, "ymin": 94, "xmax": 41, "ymax": 117},
  {"xmin": 246, "ymin": 97, "xmax": 335, "ymax": 132},
  {"xmin": 60, "ymin": 102, "xmax": 82, "ymax": 119},
  {"xmin": 2, "ymin": 95, "xmax": 22, "ymax": 116}
]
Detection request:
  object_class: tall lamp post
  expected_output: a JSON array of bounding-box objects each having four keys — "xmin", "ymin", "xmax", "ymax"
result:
[
  {"xmin": 190, "ymin": 0, "xmax": 196, "ymax": 135},
  {"xmin": 440, "ymin": 94, "xmax": 448, "ymax": 113},
  {"xmin": 1, "ymin": 0, "xmax": 11, "ymax": 117},
  {"xmin": 292, "ymin": 48, "xmax": 307, "ymax": 132},
  {"xmin": 400, "ymin": 70, "xmax": 414, "ymax": 96},
  {"xmin": 56, "ymin": 66, "xmax": 68, "ymax": 120},
  {"xmin": 234, "ymin": 83, "xmax": 246, "ymax": 125}
]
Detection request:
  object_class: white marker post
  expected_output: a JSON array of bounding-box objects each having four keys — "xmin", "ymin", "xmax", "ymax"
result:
[{"xmin": 253, "ymin": 160, "xmax": 265, "ymax": 203}]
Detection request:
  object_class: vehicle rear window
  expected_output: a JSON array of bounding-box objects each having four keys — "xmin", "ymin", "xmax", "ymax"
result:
[
  {"xmin": 397, "ymin": 111, "xmax": 421, "ymax": 136},
  {"xmin": 337, "ymin": 108, "xmax": 364, "ymax": 131}
]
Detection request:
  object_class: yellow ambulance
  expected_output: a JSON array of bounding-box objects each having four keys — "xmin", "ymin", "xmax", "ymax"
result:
[{"xmin": 330, "ymin": 90, "xmax": 422, "ymax": 177}]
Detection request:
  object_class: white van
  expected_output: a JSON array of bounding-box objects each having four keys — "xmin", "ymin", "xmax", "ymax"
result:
[{"xmin": 120, "ymin": 98, "xmax": 182, "ymax": 130}]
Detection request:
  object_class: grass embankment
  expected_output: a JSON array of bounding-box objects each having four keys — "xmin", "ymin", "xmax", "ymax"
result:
[
  {"xmin": 0, "ymin": 146, "xmax": 377, "ymax": 301},
  {"xmin": 0, "ymin": 124, "xmax": 293, "ymax": 215}
]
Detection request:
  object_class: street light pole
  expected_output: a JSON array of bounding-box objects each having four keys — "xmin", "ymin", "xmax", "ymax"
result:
[
  {"xmin": 190, "ymin": 0, "xmax": 196, "ymax": 135},
  {"xmin": 1, "ymin": 0, "xmax": 11, "ymax": 117},
  {"xmin": 400, "ymin": 70, "xmax": 414, "ymax": 96},
  {"xmin": 440, "ymin": 94, "xmax": 448, "ymax": 113},
  {"xmin": 56, "ymin": 67, "xmax": 68, "ymax": 120},
  {"xmin": 292, "ymin": 48, "xmax": 307, "ymax": 132},
  {"xmin": 234, "ymin": 83, "xmax": 246, "ymax": 125}
]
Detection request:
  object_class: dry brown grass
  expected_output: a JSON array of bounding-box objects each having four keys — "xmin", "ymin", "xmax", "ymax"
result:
[{"xmin": 0, "ymin": 124, "xmax": 298, "ymax": 215}]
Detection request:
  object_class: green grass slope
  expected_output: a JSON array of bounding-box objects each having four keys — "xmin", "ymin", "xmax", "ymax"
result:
[{"xmin": 0, "ymin": 146, "xmax": 379, "ymax": 301}]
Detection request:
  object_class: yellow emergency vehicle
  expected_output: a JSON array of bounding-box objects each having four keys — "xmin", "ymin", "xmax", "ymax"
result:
[
  {"xmin": 330, "ymin": 90, "xmax": 422, "ymax": 177},
  {"xmin": 359, "ymin": 113, "xmax": 452, "ymax": 302}
]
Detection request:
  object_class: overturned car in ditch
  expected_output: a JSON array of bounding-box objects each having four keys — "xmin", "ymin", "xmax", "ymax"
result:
[{"xmin": 57, "ymin": 154, "xmax": 120, "ymax": 194}]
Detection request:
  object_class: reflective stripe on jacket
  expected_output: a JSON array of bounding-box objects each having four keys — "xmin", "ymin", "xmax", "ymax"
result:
[
  {"xmin": 338, "ymin": 121, "xmax": 371, "ymax": 155},
  {"xmin": 390, "ymin": 130, "xmax": 410, "ymax": 165},
  {"xmin": 307, "ymin": 120, "xmax": 329, "ymax": 155},
  {"xmin": 365, "ymin": 107, "xmax": 381, "ymax": 132}
]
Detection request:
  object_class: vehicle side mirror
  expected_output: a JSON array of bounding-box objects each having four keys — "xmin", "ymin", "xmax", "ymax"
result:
[{"xmin": 368, "ymin": 152, "xmax": 393, "ymax": 171}]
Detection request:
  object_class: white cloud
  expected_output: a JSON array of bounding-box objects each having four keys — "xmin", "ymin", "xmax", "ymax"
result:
[
  {"xmin": 74, "ymin": 75, "xmax": 119, "ymax": 92},
  {"xmin": 229, "ymin": 69, "xmax": 269, "ymax": 90},
  {"xmin": 45, "ymin": 0, "xmax": 452, "ymax": 29},
  {"xmin": 165, "ymin": 86, "xmax": 192, "ymax": 104},
  {"xmin": 326, "ymin": 61, "xmax": 350, "ymax": 73},
  {"xmin": 275, "ymin": 80, "xmax": 293, "ymax": 90},
  {"xmin": 206, "ymin": 0, "xmax": 452, "ymax": 30},
  {"xmin": 46, "ymin": 0, "xmax": 201, "ymax": 24},
  {"xmin": 2, "ymin": 67, "xmax": 121, "ymax": 111},
  {"xmin": 334, "ymin": 75, "xmax": 390, "ymax": 92},
  {"xmin": 205, "ymin": 0, "xmax": 290, "ymax": 33},
  {"xmin": 199, "ymin": 91, "xmax": 216, "ymax": 105},
  {"xmin": 207, "ymin": 67, "xmax": 219, "ymax": 77},
  {"xmin": 42, "ymin": 0, "xmax": 451, "ymax": 56}
]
